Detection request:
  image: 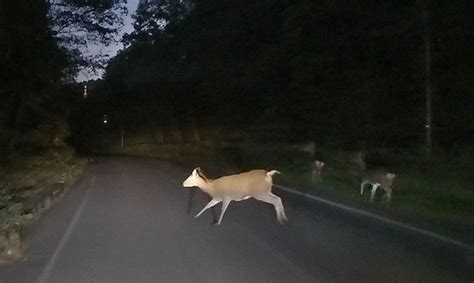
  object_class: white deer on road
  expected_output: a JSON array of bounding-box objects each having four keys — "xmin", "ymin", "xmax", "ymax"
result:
[{"xmin": 183, "ymin": 168, "xmax": 288, "ymax": 225}]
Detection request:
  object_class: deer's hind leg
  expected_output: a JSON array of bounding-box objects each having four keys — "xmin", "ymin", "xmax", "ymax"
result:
[
  {"xmin": 214, "ymin": 198, "xmax": 231, "ymax": 225},
  {"xmin": 254, "ymin": 192, "xmax": 288, "ymax": 224}
]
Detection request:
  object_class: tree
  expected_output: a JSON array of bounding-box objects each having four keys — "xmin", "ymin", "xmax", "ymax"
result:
[
  {"xmin": 98, "ymin": 0, "xmax": 472, "ymax": 148},
  {"xmin": 48, "ymin": 0, "xmax": 128, "ymax": 80},
  {"xmin": 0, "ymin": 0, "xmax": 70, "ymax": 157},
  {"xmin": 124, "ymin": 0, "xmax": 193, "ymax": 45}
]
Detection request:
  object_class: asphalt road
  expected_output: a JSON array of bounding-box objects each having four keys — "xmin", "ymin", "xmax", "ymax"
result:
[{"xmin": 1, "ymin": 157, "xmax": 472, "ymax": 282}]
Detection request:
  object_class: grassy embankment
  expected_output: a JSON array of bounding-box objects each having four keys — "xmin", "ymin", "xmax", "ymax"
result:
[{"xmin": 0, "ymin": 147, "xmax": 86, "ymax": 262}]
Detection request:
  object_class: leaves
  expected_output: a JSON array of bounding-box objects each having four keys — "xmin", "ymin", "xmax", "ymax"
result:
[
  {"xmin": 124, "ymin": 0, "xmax": 193, "ymax": 46},
  {"xmin": 48, "ymin": 0, "xmax": 128, "ymax": 78}
]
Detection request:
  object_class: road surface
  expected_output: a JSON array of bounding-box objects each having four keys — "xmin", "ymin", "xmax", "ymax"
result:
[{"xmin": 0, "ymin": 157, "xmax": 472, "ymax": 282}]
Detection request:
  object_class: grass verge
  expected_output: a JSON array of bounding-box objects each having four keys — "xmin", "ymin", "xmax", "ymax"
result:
[{"xmin": 0, "ymin": 147, "xmax": 86, "ymax": 263}]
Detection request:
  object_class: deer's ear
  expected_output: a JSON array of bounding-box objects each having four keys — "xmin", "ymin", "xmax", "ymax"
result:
[
  {"xmin": 386, "ymin": 173, "xmax": 396, "ymax": 180},
  {"xmin": 192, "ymin": 167, "xmax": 200, "ymax": 176}
]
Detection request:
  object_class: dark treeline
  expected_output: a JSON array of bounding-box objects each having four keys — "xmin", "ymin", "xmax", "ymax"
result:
[
  {"xmin": 2, "ymin": 0, "xmax": 470, "ymax": 153},
  {"xmin": 0, "ymin": 0, "xmax": 125, "ymax": 160},
  {"xmin": 0, "ymin": 1, "xmax": 77, "ymax": 161},
  {"xmin": 98, "ymin": 0, "xmax": 472, "ymax": 148}
]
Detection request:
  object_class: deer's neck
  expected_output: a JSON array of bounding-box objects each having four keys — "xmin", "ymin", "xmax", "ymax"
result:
[{"xmin": 199, "ymin": 181, "xmax": 216, "ymax": 197}]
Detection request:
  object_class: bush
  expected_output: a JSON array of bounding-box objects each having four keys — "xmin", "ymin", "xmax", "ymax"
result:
[
  {"xmin": 14, "ymin": 120, "xmax": 71, "ymax": 152},
  {"xmin": 0, "ymin": 188, "xmax": 23, "ymax": 230}
]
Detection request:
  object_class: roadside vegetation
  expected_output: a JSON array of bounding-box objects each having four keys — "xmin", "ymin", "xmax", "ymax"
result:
[
  {"xmin": 0, "ymin": 2, "xmax": 91, "ymax": 262},
  {"xmin": 0, "ymin": 102, "xmax": 87, "ymax": 263},
  {"xmin": 0, "ymin": 141, "xmax": 86, "ymax": 263},
  {"xmin": 276, "ymin": 147, "xmax": 472, "ymax": 238}
]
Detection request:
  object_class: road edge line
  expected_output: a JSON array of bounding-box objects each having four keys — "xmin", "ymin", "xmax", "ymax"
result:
[
  {"xmin": 274, "ymin": 184, "xmax": 474, "ymax": 253},
  {"xmin": 37, "ymin": 176, "xmax": 96, "ymax": 283}
]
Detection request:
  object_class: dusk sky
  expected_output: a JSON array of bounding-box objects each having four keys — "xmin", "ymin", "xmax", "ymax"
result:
[{"xmin": 76, "ymin": 0, "xmax": 139, "ymax": 82}]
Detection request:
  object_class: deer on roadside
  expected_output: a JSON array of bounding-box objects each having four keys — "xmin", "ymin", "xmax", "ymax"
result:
[
  {"xmin": 311, "ymin": 160, "xmax": 325, "ymax": 183},
  {"xmin": 354, "ymin": 152, "xmax": 396, "ymax": 205},
  {"xmin": 183, "ymin": 168, "xmax": 288, "ymax": 225}
]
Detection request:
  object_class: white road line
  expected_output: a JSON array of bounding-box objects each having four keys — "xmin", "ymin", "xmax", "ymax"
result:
[
  {"xmin": 37, "ymin": 176, "xmax": 96, "ymax": 283},
  {"xmin": 274, "ymin": 184, "xmax": 474, "ymax": 253}
]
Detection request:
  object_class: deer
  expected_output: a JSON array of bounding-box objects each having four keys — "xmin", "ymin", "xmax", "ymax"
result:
[
  {"xmin": 354, "ymin": 152, "xmax": 396, "ymax": 205},
  {"xmin": 182, "ymin": 168, "xmax": 288, "ymax": 225},
  {"xmin": 311, "ymin": 160, "xmax": 325, "ymax": 182}
]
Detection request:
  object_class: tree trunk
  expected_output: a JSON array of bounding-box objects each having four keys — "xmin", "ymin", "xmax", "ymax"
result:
[{"xmin": 191, "ymin": 117, "xmax": 200, "ymax": 142}]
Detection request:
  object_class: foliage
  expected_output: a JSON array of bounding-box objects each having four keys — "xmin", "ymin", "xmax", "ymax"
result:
[
  {"xmin": 47, "ymin": 0, "xmax": 128, "ymax": 78},
  {"xmin": 124, "ymin": 0, "xmax": 193, "ymax": 45},
  {"xmin": 0, "ymin": 187, "xmax": 23, "ymax": 230},
  {"xmin": 0, "ymin": 1, "xmax": 73, "ymax": 159},
  {"xmin": 13, "ymin": 120, "xmax": 71, "ymax": 152}
]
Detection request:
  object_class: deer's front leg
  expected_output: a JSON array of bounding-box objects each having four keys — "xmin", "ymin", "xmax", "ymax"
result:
[
  {"xmin": 214, "ymin": 198, "xmax": 231, "ymax": 225},
  {"xmin": 370, "ymin": 184, "xmax": 380, "ymax": 202},
  {"xmin": 195, "ymin": 198, "xmax": 221, "ymax": 218}
]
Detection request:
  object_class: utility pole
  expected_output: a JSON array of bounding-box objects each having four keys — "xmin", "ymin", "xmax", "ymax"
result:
[
  {"xmin": 422, "ymin": 1, "xmax": 433, "ymax": 157},
  {"xmin": 120, "ymin": 126, "xmax": 124, "ymax": 148}
]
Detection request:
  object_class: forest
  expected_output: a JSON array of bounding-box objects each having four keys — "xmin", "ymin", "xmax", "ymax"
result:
[
  {"xmin": 0, "ymin": 1, "xmax": 472, "ymax": 156},
  {"xmin": 96, "ymin": 0, "xmax": 472, "ymax": 149}
]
